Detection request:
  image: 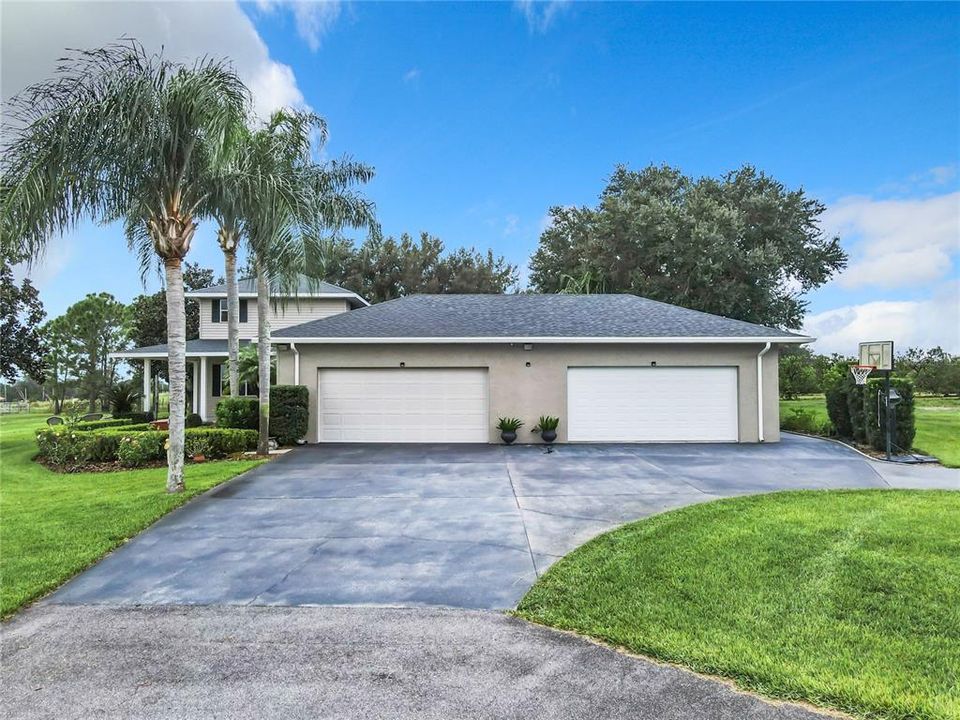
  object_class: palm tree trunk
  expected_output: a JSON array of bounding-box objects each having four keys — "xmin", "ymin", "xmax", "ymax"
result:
[
  {"xmin": 164, "ymin": 257, "xmax": 187, "ymax": 493},
  {"xmin": 256, "ymin": 260, "xmax": 271, "ymax": 455},
  {"xmin": 224, "ymin": 247, "xmax": 240, "ymax": 397}
]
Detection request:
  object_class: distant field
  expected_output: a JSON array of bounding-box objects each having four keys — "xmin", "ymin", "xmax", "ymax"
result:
[{"xmin": 780, "ymin": 394, "xmax": 959, "ymax": 468}]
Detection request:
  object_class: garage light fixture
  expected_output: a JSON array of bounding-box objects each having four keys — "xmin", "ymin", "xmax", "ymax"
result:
[{"xmin": 523, "ymin": 344, "xmax": 533, "ymax": 351}]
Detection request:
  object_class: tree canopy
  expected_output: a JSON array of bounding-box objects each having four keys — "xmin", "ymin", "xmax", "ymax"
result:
[
  {"xmin": 326, "ymin": 232, "xmax": 519, "ymax": 304},
  {"xmin": 0, "ymin": 260, "xmax": 47, "ymax": 384},
  {"xmin": 44, "ymin": 293, "xmax": 128, "ymax": 411},
  {"xmin": 529, "ymin": 164, "xmax": 847, "ymax": 329},
  {"xmin": 127, "ymin": 262, "xmax": 222, "ymax": 350}
]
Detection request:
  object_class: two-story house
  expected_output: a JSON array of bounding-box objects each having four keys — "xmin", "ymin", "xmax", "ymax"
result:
[
  {"xmin": 116, "ymin": 277, "xmax": 367, "ymax": 421},
  {"xmin": 119, "ymin": 277, "xmax": 807, "ymax": 444}
]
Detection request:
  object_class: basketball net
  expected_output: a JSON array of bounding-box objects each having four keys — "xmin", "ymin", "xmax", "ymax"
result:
[{"xmin": 850, "ymin": 365, "xmax": 875, "ymax": 385}]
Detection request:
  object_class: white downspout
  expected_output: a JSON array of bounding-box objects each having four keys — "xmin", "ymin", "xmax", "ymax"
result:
[
  {"xmin": 756, "ymin": 342, "xmax": 773, "ymax": 443},
  {"xmin": 291, "ymin": 342, "xmax": 300, "ymax": 385}
]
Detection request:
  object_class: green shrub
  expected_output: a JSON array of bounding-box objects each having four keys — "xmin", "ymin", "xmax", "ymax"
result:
[
  {"xmin": 780, "ymin": 408, "xmax": 834, "ymax": 436},
  {"xmin": 36, "ymin": 427, "xmax": 258, "ymax": 468},
  {"xmin": 824, "ymin": 365, "xmax": 853, "ymax": 438},
  {"xmin": 270, "ymin": 385, "xmax": 309, "ymax": 445},
  {"xmin": 72, "ymin": 418, "xmax": 139, "ymax": 431},
  {"xmin": 496, "ymin": 417, "xmax": 524, "ymax": 432},
  {"xmin": 116, "ymin": 432, "xmax": 168, "ymax": 467},
  {"xmin": 108, "ymin": 381, "xmax": 137, "ymax": 416},
  {"xmin": 846, "ymin": 377, "xmax": 867, "ymax": 444},
  {"xmin": 863, "ymin": 377, "xmax": 916, "ymax": 453},
  {"xmin": 185, "ymin": 413, "xmax": 204, "ymax": 428},
  {"xmin": 117, "ymin": 411, "xmax": 152, "ymax": 423},
  {"xmin": 185, "ymin": 428, "xmax": 257, "ymax": 457},
  {"xmin": 215, "ymin": 397, "xmax": 258, "ymax": 429}
]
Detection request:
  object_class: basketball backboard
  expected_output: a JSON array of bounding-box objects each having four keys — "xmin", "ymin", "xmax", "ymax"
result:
[{"xmin": 859, "ymin": 341, "xmax": 894, "ymax": 371}]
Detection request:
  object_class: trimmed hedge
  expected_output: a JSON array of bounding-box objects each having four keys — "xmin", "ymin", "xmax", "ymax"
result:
[
  {"xmin": 270, "ymin": 385, "xmax": 308, "ymax": 445},
  {"xmin": 215, "ymin": 397, "xmax": 259, "ymax": 430},
  {"xmin": 822, "ymin": 370, "xmax": 915, "ymax": 453},
  {"xmin": 781, "ymin": 408, "xmax": 833, "ymax": 436},
  {"xmin": 72, "ymin": 418, "xmax": 140, "ymax": 432},
  {"xmin": 36, "ymin": 427, "xmax": 258, "ymax": 468},
  {"xmin": 185, "ymin": 413, "xmax": 204, "ymax": 428},
  {"xmin": 214, "ymin": 386, "xmax": 309, "ymax": 445},
  {"xmin": 116, "ymin": 411, "xmax": 153, "ymax": 423},
  {"xmin": 863, "ymin": 377, "xmax": 916, "ymax": 452}
]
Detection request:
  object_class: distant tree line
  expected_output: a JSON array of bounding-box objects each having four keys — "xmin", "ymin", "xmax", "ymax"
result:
[{"xmin": 780, "ymin": 346, "xmax": 960, "ymax": 399}]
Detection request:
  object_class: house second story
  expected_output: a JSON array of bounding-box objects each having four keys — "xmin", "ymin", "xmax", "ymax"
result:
[{"xmin": 186, "ymin": 277, "xmax": 368, "ymax": 341}]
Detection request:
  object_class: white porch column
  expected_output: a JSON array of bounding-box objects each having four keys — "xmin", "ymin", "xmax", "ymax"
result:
[
  {"xmin": 192, "ymin": 360, "xmax": 200, "ymax": 414},
  {"xmin": 199, "ymin": 357, "xmax": 208, "ymax": 421},
  {"xmin": 143, "ymin": 358, "xmax": 152, "ymax": 413}
]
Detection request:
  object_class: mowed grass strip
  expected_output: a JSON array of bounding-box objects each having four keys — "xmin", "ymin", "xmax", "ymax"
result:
[
  {"xmin": 0, "ymin": 413, "xmax": 263, "ymax": 617},
  {"xmin": 780, "ymin": 394, "xmax": 960, "ymax": 467},
  {"xmin": 516, "ymin": 490, "xmax": 960, "ymax": 720}
]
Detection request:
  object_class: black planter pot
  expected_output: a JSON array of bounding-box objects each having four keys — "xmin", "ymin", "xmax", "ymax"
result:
[
  {"xmin": 541, "ymin": 429, "xmax": 557, "ymax": 444},
  {"xmin": 500, "ymin": 431, "xmax": 517, "ymax": 445}
]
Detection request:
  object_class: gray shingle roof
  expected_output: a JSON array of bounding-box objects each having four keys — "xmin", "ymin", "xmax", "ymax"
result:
[
  {"xmin": 113, "ymin": 339, "xmax": 250, "ymax": 357},
  {"xmin": 186, "ymin": 276, "xmax": 366, "ymax": 307},
  {"xmin": 274, "ymin": 294, "xmax": 809, "ymax": 341}
]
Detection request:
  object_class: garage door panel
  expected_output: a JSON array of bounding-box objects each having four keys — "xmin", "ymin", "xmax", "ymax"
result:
[
  {"xmin": 318, "ymin": 368, "xmax": 488, "ymax": 443},
  {"xmin": 568, "ymin": 367, "xmax": 738, "ymax": 443}
]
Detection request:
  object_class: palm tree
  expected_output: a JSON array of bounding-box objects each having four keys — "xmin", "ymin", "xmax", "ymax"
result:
[
  {"xmin": 203, "ymin": 124, "xmax": 250, "ymax": 399},
  {"xmin": 240, "ymin": 110, "xmax": 377, "ymax": 454},
  {"xmin": 1, "ymin": 42, "xmax": 248, "ymax": 492}
]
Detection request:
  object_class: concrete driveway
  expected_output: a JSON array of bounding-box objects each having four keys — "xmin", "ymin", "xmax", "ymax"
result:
[{"xmin": 49, "ymin": 434, "xmax": 958, "ymax": 610}]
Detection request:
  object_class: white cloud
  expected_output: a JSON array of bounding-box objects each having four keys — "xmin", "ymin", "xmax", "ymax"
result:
[
  {"xmin": 803, "ymin": 282, "xmax": 960, "ymax": 355},
  {"xmin": 503, "ymin": 214, "xmax": 520, "ymax": 236},
  {"xmin": 256, "ymin": 0, "xmax": 342, "ymax": 51},
  {"xmin": 2, "ymin": 0, "xmax": 313, "ymax": 290},
  {"xmin": 822, "ymin": 191, "xmax": 960, "ymax": 289},
  {"xmin": 514, "ymin": 0, "xmax": 571, "ymax": 33},
  {"xmin": 403, "ymin": 68, "xmax": 421, "ymax": 84},
  {"xmin": 1, "ymin": 0, "xmax": 307, "ymax": 121}
]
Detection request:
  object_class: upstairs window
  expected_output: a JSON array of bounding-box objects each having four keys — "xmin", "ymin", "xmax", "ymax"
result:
[{"xmin": 210, "ymin": 299, "xmax": 248, "ymax": 323}]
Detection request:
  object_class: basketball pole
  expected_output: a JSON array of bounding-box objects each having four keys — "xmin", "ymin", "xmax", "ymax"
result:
[{"xmin": 884, "ymin": 370, "xmax": 892, "ymax": 462}]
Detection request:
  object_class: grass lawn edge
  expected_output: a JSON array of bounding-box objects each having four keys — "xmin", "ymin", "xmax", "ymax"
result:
[
  {"xmin": 507, "ymin": 612, "xmax": 856, "ymax": 720},
  {"xmin": 513, "ymin": 489, "xmax": 960, "ymax": 720},
  {"xmin": 2, "ymin": 456, "xmax": 267, "ymax": 620}
]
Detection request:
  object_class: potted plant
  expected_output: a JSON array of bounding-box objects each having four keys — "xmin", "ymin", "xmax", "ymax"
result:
[
  {"xmin": 532, "ymin": 415, "xmax": 560, "ymax": 444},
  {"xmin": 496, "ymin": 417, "xmax": 524, "ymax": 445}
]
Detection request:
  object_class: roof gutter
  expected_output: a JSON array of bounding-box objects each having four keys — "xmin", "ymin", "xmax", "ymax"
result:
[
  {"xmin": 756, "ymin": 342, "xmax": 773, "ymax": 443},
  {"xmin": 269, "ymin": 335, "xmax": 814, "ymax": 345}
]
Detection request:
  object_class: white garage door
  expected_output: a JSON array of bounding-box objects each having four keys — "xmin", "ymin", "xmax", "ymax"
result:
[
  {"xmin": 567, "ymin": 367, "xmax": 739, "ymax": 442},
  {"xmin": 318, "ymin": 368, "xmax": 488, "ymax": 443}
]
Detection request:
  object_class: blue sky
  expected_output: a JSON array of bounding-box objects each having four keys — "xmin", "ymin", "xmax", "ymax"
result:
[{"xmin": 3, "ymin": 1, "xmax": 959, "ymax": 352}]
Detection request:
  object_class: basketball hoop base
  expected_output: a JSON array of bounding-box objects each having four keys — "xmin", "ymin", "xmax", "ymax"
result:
[{"xmin": 850, "ymin": 364, "xmax": 875, "ymax": 385}]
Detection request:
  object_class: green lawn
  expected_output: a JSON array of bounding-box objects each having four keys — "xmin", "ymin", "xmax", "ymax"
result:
[
  {"xmin": 516, "ymin": 490, "xmax": 960, "ymax": 720},
  {"xmin": 0, "ymin": 413, "xmax": 262, "ymax": 617},
  {"xmin": 780, "ymin": 394, "xmax": 960, "ymax": 468}
]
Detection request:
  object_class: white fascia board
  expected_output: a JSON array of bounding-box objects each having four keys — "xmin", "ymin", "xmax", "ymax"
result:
[
  {"xmin": 184, "ymin": 291, "xmax": 369, "ymax": 307},
  {"xmin": 269, "ymin": 335, "xmax": 815, "ymax": 345},
  {"xmin": 108, "ymin": 351, "xmax": 229, "ymax": 359}
]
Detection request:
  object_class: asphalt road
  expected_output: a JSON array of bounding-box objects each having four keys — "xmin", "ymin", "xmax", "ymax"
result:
[{"xmin": 2, "ymin": 605, "xmax": 835, "ymax": 720}]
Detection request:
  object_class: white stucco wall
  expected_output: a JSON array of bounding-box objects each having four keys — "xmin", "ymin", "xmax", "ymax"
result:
[{"xmin": 276, "ymin": 342, "xmax": 783, "ymax": 444}]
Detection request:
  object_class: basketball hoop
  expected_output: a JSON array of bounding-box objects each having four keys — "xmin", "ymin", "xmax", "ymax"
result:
[{"xmin": 850, "ymin": 364, "xmax": 875, "ymax": 385}]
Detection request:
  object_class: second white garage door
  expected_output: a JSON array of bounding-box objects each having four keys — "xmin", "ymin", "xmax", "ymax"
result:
[
  {"xmin": 317, "ymin": 368, "xmax": 488, "ymax": 443},
  {"xmin": 567, "ymin": 366, "xmax": 739, "ymax": 442}
]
